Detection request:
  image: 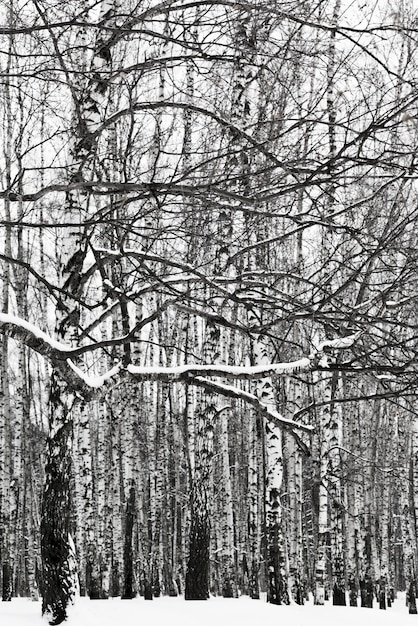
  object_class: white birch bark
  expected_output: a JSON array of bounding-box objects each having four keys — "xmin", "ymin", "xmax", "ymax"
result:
[
  {"xmin": 1, "ymin": 17, "xmax": 14, "ymax": 598},
  {"xmin": 285, "ymin": 373, "xmax": 305, "ymax": 605},
  {"xmin": 397, "ymin": 412, "xmax": 417, "ymax": 613},
  {"xmin": 219, "ymin": 401, "xmax": 236, "ymax": 597},
  {"xmin": 412, "ymin": 417, "xmax": 418, "ymax": 573},
  {"xmin": 247, "ymin": 405, "xmax": 260, "ymax": 599},
  {"xmin": 39, "ymin": 0, "xmax": 123, "ymax": 617},
  {"xmin": 324, "ymin": 375, "xmax": 345, "ymax": 606},
  {"xmin": 314, "ymin": 372, "xmax": 333, "ymax": 605},
  {"xmin": 250, "ymin": 333, "xmax": 289, "ymax": 605},
  {"xmin": 358, "ymin": 398, "xmax": 380, "ymax": 608},
  {"xmin": 344, "ymin": 393, "xmax": 361, "ymax": 606},
  {"xmin": 185, "ymin": 311, "xmax": 217, "ymax": 600}
]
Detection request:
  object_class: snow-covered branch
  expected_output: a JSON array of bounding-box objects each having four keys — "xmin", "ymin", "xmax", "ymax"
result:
[
  {"xmin": 66, "ymin": 361, "xmax": 122, "ymax": 388},
  {"xmin": 0, "ymin": 313, "xmax": 118, "ymax": 397},
  {"xmin": 317, "ymin": 331, "xmax": 364, "ymax": 352},
  {"xmin": 192, "ymin": 377, "xmax": 313, "ymax": 434},
  {"xmin": 0, "ymin": 312, "xmax": 71, "ymax": 356},
  {"xmin": 126, "ymin": 358, "xmax": 312, "ymax": 381},
  {"xmin": 0, "ymin": 311, "xmax": 364, "ymax": 426},
  {"xmin": 0, "ymin": 312, "xmax": 367, "ymax": 388}
]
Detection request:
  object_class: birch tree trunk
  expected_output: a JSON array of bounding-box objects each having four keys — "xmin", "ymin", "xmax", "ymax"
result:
[
  {"xmin": 285, "ymin": 373, "xmax": 305, "ymax": 605},
  {"xmin": 359, "ymin": 399, "xmax": 379, "ymax": 609},
  {"xmin": 1, "ymin": 240, "xmax": 12, "ymax": 605},
  {"xmin": 159, "ymin": 316, "xmax": 180, "ymax": 597},
  {"xmin": 397, "ymin": 413, "xmax": 417, "ymax": 614},
  {"xmin": 376, "ymin": 409, "xmax": 392, "ymax": 610},
  {"xmin": 411, "ymin": 416, "xmax": 418, "ymax": 606},
  {"xmin": 41, "ymin": 379, "xmax": 78, "ymax": 625},
  {"xmin": 286, "ymin": 432, "xmax": 304, "ymax": 604},
  {"xmin": 219, "ymin": 401, "xmax": 236, "ymax": 598},
  {"xmin": 185, "ymin": 319, "xmax": 217, "ymax": 600},
  {"xmin": 314, "ymin": 373, "xmax": 333, "ymax": 605},
  {"xmin": 1, "ymin": 10, "xmax": 15, "ymax": 597},
  {"xmin": 344, "ymin": 392, "xmax": 361, "ymax": 607},
  {"xmin": 251, "ymin": 338, "xmax": 289, "ymax": 605},
  {"xmin": 14, "ymin": 232, "xmax": 32, "ymax": 599},
  {"xmin": 247, "ymin": 407, "xmax": 260, "ymax": 599},
  {"xmin": 41, "ymin": 1, "xmax": 119, "ymax": 620}
]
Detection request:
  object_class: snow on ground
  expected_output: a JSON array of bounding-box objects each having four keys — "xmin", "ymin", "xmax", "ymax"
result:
[{"xmin": 1, "ymin": 593, "xmax": 416, "ymax": 626}]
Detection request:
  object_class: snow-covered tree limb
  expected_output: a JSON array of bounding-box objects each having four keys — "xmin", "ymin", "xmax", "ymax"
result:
[
  {"xmin": 0, "ymin": 310, "xmax": 365, "ymax": 438},
  {"xmin": 0, "ymin": 311, "xmax": 367, "ymax": 386},
  {"xmin": 192, "ymin": 377, "xmax": 313, "ymax": 435},
  {"xmin": 0, "ymin": 313, "xmax": 115, "ymax": 397},
  {"xmin": 125, "ymin": 359, "xmax": 313, "ymax": 381},
  {"xmin": 317, "ymin": 331, "xmax": 364, "ymax": 352}
]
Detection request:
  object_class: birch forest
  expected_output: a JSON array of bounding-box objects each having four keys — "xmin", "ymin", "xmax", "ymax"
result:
[{"xmin": 1, "ymin": 0, "xmax": 418, "ymax": 623}]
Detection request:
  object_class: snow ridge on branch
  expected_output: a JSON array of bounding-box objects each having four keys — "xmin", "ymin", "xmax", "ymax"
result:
[
  {"xmin": 125, "ymin": 359, "xmax": 312, "ymax": 380},
  {"xmin": 0, "ymin": 312, "xmax": 364, "ymax": 385},
  {"xmin": 0, "ymin": 312, "xmax": 364, "ymax": 434}
]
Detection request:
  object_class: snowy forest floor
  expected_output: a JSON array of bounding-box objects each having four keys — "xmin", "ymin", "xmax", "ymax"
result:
[{"xmin": 1, "ymin": 592, "xmax": 416, "ymax": 626}]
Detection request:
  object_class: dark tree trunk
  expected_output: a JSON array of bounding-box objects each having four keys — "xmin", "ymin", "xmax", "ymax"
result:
[
  {"xmin": 110, "ymin": 559, "xmax": 120, "ymax": 597},
  {"xmin": 265, "ymin": 481, "xmax": 289, "ymax": 607},
  {"xmin": 152, "ymin": 568, "xmax": 161, "ymax": 598},
  {"xmin": 333, "ymin": 583, "xmax": 346, "ymax": 606},
  {"xmin": 185, "ymin": 484, "xmax": 210, "ymax": 600},
  {"xmin": 378, "ymin": 576, "xmax": 387, "ymax": 610},
  {"xmin": 348, "ymin": 576, "xmax": 357, "ymax": 606},
  {"xmin": 266, "ymin": 517, "xmax": 288, "ymax": 605},
  {"xmin": 249, "ymin": 558, "xmax": 260, "ymax": 600},
  {"xmin": 2, "ymin": 562, "xmax": 12, "ymax": 601},
  {"xmin": 122, "ymin": 484, "xmax": 136, "ymax": 599},
  {"xmin": 40, "ymin": 376, "xmax": 75, "ymax": 625},
  {"xmin": 86, "ymin": 545, "xmax": 101, "ymax": 599},
  {"xmin": 144, "ymin": 578, "xmax": 153, "ymax": 600},
  {"xmin": 293, "ymin": 576, "xmax": 304, "ymax": 605},
  {"xmin": 360, "ymin": 575, "xmax": 374, "ymax": 608},
  {"xmin": 408, "ymin": 579, "xmax": 417, "ymax": 614},
  {"xmin": 222, "ymin": 570, "xmax": 234, "ymax": 598},
  {"xmin": 267, "ymin": 552, "xmax": 281, "ymax": 603},
  {"xmin": 333, "ymin": 556, "xmax": 346, "ymax": 606}
]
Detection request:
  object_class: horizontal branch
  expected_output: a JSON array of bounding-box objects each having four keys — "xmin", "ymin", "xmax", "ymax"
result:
[{"xmin": 126, "ymin": 359, "xmax": 313, "ymax": 381}]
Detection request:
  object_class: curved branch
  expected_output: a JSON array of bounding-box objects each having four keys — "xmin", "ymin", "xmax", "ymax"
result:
[{"xmin": 192, "ymin": 377, "xmax": 313, "ymax": 435}]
